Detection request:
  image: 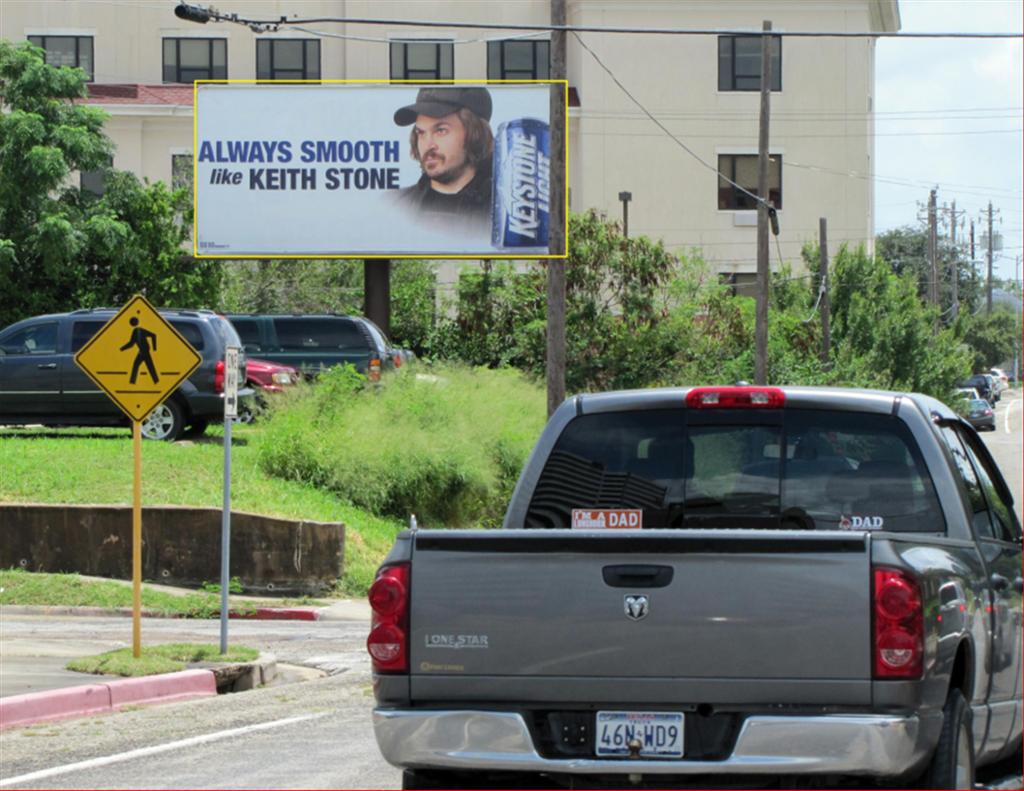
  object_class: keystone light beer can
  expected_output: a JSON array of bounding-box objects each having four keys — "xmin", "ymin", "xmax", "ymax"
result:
[{"xmin": 491, "ymin": 118, "xmax": 551, "ymax": 252}]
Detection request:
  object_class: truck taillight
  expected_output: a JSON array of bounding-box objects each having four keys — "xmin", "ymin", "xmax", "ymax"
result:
[
  {"xmin": 873, "ymin": 567, "xmax": 923, "ymax": 679},
  {"xmin": 367, "ymin": 563, "xmax": 410, "ymax": 673},
  {"xmin": 214, "ymin": 360, "xmax": 225, "ymax": 393},
  {"xmin": 685, "ymin": 387, "xmax": 785, "ymax": 409},
  {"xmin": 368, "ymin": 358, "xmax": 382, "ymax": 383}
]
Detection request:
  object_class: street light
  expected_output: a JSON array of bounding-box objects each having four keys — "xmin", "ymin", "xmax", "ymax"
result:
[
  {"xmin": 618, "ymin": 191, "xmax": 632, "ymax": 239},
  {"xmin": 174, "ymin": 2, "xmax": 211, "ymax": 23}
]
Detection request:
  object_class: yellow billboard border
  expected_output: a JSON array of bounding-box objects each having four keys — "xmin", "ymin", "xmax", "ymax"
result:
[{"xmin": 191, "ymin": 78, "xmax": 569, "ymax": 260}]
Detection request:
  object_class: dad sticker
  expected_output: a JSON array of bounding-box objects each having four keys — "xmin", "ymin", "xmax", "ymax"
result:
[
  {"xmin": 571, "ymin": 509, "xmax": 643, "ymax": 529},
  {"xmin": 839, "ymin": 515, "xmax": 884, "ymax": 530}
]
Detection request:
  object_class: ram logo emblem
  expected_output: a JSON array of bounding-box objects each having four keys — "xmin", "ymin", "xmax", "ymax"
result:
[{"xmin": 624, "ymin": 594, "xmax": 649, "ymax": 621}]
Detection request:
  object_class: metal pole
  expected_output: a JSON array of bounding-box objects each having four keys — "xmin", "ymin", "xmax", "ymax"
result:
[
  {"xmin": 132, "ymin": 420, "xmax": 142, "ymax": 659},
  {"xmin": 819, "ymin": 217, "xmax": 830, "ymax": 366},
  {"xmin": 546, "ymin": 0, "xmax": 567, "ymax": 418},
  {"xmin": 219, "ymin": 414, "xmax": 231, "ymax": 654},
  {"xmin": 219, "ymin": 346, "xmax": 239, "ymax": 655},
  {"xmin": 754, "ymin": 20, "xmax": 773, "ymax": 386},
  {"xmin": 618, "ymin": 191, "xmax": 632, "ymax": 239}
]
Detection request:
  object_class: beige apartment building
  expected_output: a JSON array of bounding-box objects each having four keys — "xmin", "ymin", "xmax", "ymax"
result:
[{"xmin": 1, "ymin": 0, "xmax": 899, "ymax": 291}]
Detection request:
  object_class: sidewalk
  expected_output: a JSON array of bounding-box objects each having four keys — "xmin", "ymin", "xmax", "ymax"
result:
[{"xmin": 0, "ymin": 581, "xmax": 369, "ymax": 729}]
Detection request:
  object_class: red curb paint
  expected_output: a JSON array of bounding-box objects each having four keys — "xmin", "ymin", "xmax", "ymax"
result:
[
  {"xmin": 0, "ymin": 670, "xmax": 217, "ymax": 730},
  {"xmin": 229, "ymin": 608, "xmax": 320, "ymax": 621},
  {"xmin": 0, "ymin": 684, "xmax": 111, "ymax": 729},
  {"xmin": 108, "ymin": 669, "xmax": 216, "ymax": 709}
]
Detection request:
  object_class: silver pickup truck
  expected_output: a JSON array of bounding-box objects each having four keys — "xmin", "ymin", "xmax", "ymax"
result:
[{"xmin": 369, "ymin": 386, "xmax": 1023, "ymax": 789}]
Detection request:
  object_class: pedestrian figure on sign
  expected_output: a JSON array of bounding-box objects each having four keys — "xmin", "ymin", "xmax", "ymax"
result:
[{"xmin": 121, "ymin": 317, "xmax": 158, "ymax": 384}]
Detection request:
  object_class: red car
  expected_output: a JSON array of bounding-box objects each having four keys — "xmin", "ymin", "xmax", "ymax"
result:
[{"xmin": 246, "ymin": 357, "xmax": 298, "ymax": 393}]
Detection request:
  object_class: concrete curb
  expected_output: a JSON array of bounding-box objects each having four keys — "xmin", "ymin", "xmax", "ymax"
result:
[{"xmin": 0, "ymin": 669, "xmax": 216, "ymax": 730}]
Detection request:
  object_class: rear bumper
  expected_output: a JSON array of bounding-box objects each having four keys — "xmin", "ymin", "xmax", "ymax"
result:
[{"xmin": 373, "ymin": 708, "xmax": 940, "ymax": 778}]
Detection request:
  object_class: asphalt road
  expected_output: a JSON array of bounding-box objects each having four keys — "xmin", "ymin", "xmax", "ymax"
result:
[
  {"xmin": 981, "ymin": 390, "xmax": 1023, "ymax": 522},
  {"xmin": 0, "ymin": 616, "xmax": 398, "ymax": 790}
]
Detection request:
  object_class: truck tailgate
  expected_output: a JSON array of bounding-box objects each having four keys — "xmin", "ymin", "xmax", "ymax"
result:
[{"xmin": 408, "ymin": 530, "xmax": 873, "ymax": 706}]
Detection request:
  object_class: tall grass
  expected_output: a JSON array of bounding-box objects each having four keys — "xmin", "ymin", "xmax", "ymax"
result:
[{"xmin": 256, "ymin": 364, "xmax": 546, "ymax": 528}]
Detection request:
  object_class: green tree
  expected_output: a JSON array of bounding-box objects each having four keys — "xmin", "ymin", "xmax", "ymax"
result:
[
  {"xmin": 0, "ymin": 40, "xmax": 217, "ymax": 326},
  {"xmin": 959, "ymin": 307, "xmax": 1018, "ymax": 371},
  {"xmin": 217, "ymin": 259, "xmax": 438, "ymax": 352},
  {"xmin": 828, "ymin": 244, "xmax": 970, "ymax": 396},
  {"xmin": 875, "ymin": 226, "xmax": 981, "ymax": 318},
  {"xmin": 426, "ymin": 210, "xmax": 680, "ymax": 392}
]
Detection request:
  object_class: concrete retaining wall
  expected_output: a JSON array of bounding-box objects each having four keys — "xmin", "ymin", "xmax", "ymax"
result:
[{"xmin": 0, "ymin": 504, "xmax": 344, "ymax": 595}]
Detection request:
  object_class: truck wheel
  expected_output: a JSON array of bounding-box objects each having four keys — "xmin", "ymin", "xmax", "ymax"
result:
[
  {"xmin": 923, "ymin": 689, "xmax": 974, "ymax": 789},
  {"xmin": 140, "ymin": 400, "xmax": 186, "ymax": 442}
]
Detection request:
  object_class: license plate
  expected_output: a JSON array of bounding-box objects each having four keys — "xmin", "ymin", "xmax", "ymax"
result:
[{"xmin": 595, "ymin": 711, "xmax": 684, "ymax": 758}]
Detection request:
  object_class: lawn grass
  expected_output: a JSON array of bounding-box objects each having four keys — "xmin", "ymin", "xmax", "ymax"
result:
[
  {"xmin": 0, "ymin": 568, "xmax": 256, "ymax": 617},
  {"xmin": 0, "ymin": 424, "xmax": 403, "ymax": 595},
  {"xmin": 67, "ymin": 643, "xmax": 260, "ymax": 677}
]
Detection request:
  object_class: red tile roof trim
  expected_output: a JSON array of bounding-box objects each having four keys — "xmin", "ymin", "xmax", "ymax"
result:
[{"xmin": 81, "ymin": 84, "xmax": 194, "ymax": 106}]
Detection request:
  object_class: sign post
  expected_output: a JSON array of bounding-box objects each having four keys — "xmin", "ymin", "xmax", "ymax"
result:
[
  {"xmin": 74, "ymin": 295, "xmax": 201, "ymax": 658},
  {"xmin": 220, "ymin": 346, "xmax": 239, "ymax": 654}
]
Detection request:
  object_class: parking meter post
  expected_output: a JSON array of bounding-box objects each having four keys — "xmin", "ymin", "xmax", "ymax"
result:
[{"xmin": 220, "ymin": 346, "xmax": 239, "ymax": 655}]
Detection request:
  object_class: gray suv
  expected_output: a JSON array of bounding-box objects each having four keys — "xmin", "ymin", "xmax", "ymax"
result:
[{"xmin": 0, "ymin": 308, "xmax": 251, "ymax": 441}]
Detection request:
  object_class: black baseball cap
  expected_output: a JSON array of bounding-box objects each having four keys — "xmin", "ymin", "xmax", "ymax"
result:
[{"xmin": 394, "ymin": 87, "xmax": 492, "ymax": 126}]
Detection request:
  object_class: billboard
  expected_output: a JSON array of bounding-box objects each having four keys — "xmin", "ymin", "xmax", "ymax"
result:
[{"xmin": 193, "ymin": 82, "xmax": 564, "ymax": 258}]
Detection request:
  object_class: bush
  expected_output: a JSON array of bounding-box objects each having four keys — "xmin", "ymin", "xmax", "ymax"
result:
[{"xmin": 256, "ymin": 364, "xmax": 545, "ymax": 527}]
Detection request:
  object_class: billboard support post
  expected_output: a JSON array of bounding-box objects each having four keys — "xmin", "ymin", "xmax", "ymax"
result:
[{"xmin": 547, "ymin": 0, "xmax": 567, "ymax": 418}]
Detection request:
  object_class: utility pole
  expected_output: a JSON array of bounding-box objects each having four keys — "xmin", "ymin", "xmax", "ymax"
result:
[
  {"xmin": 970, "ymin": 219, "xmax": 978, "ymax": 299},
  {"xmin": 986, "ymin": 201, "xmax": 994, "ymax": 313},
  {"xmin": 754, "ymin": 19, "xmax": 772, "ymax": 386},
  {"xmin": 927, "ymin": 189, "xmax": 938, "ymax": 307},
  {"xmin": 546, "ymin": 0, "xmax": 567, "ymax": 417},
  {"xmin": 1015, "ymin": 255, "xmax": 1021, "ymax": 382},
  {"xmin": 819, "ymin": 217, "xmax": 830, "ymax": 366},
  {"xmin": 949, "ymin": 200, "xmax": 958, "ymax": 319}
]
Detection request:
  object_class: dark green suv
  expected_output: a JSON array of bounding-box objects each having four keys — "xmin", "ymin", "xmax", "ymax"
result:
[
  {"xmin": 225, "ymin": 314, "xmax": 405, "ymax": 381},
  {"xmin": 0, "ymin": 308, "xmax": 252, "ymax": 441}
]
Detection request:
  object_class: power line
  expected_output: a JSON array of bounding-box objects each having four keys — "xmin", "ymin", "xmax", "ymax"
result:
[
  {"xmin": 578, "ymin": 127, "xmax": 1023, "ymax": 139},
  {"xmin": 571, "ymin": 32, "xmax": 768, "ymax": 210},
  {"xmin": 175, "ymin": 7, "xmax": 1024, "ymax": 39}
]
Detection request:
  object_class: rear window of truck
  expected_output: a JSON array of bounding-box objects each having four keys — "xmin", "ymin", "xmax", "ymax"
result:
[{"xmin": 524, "ymin": 409, "xmax": 943, "ymax": 533}]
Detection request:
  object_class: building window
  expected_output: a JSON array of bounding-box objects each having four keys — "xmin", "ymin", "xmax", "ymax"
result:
[
  {"xmin": 163, "ymin": 38, "xmax": 227, "ymax": 83},
  {"xmin": 81, "ymin": 155, "xmax": 113, "ymax": 197},
  {"xmin": 28, "ymin": 35, "xmax": 94, "ymax": 81},
  {"xmin": 718, "ymin": 35, "xmax": 781, "ymax": 92},
  {"xmin": 389, "ymin": 41, "xmax": 453, "ymax": 81},
  {"xmin": 487, "ymin": 40, "xmax": 549, "ymax": 80},
  {"xmin": 171, "ymin": 154, "xmax": 193, "ymax": 193},
  {"xmin": 256, "ymin": 39, "xmax": 321, "ymax": 81},
  {"xmin": 717, "ymin": 154, "xmax": 782, "ymax": 210}
]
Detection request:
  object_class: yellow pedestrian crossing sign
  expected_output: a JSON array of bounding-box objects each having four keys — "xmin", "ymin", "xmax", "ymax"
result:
[{"xmin": 74, "ymin": 295, "xmax": 202, "ymax": 422}]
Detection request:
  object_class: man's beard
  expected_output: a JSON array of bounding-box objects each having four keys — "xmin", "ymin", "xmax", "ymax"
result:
[{"xmin": 421, "ymin": 155, "xmax": 472, "ymax": 185}]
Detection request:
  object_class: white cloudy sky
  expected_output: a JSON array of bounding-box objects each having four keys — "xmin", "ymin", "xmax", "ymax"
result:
[{"xmin": 875, "ymin": 0, "xmax": 1022, "ymax": 282}]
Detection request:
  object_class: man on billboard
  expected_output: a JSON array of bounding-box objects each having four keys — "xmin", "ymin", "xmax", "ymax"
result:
[{"xmin": 392, "ymin": 87, "xmax": 493, "ymax": 236}]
